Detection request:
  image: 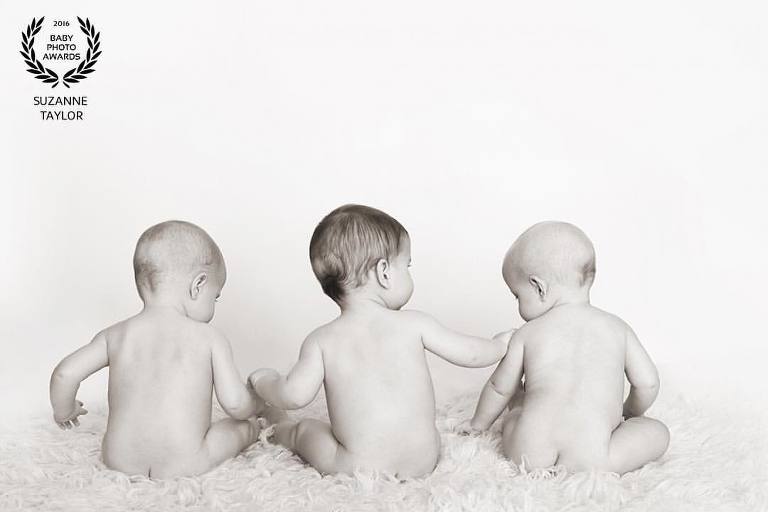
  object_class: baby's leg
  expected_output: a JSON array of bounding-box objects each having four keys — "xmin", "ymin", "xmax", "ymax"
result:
[
  {"xmin": 198, "ymin": 417, "xmax": 261, "ymax": 470},
  {"xmin": 273, "ymin": 418, "xmax": 352, "ymax": 475},
  {"xmin": 507, "ymin": 385, "xmax": 525, "ymax": 412},
  {"xmin": 153, "ymin": 417, "xmax": 261, "ymax": 477},
  {"xmin": 608, "ymin": 416, "xmax": 670, "ymax": 474},
  {"xmin": 499, "ymin": 386, "xmax": 525, "ymax": 435}
]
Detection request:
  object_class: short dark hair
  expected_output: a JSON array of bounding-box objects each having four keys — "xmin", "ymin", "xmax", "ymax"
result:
[{"xmin": 309, "ymin": 204, "xmax": 408, "ymax": 303}]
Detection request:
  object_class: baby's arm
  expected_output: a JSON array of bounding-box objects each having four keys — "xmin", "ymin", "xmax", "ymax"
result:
[
  {"xmin": 210, "ymin": 329, "xmax": 265, "ymax": 420},
  {"xmin": 623, "ymin": 327, "xmax": 660, "ymax": 418},
  {"xmin": 411, "ymin": 311, "xmax": 511, "ymax": 368},
  {"xmin": 249, "ymin": 336, "xmax": 324, "ymax": 410},
  {"xmin": 50, "ymin": 331, "xmax": 109, "ymax": 429},
  {"xmin": 469, "ymin": 332, "xmax": 525, "ymax": 430}
]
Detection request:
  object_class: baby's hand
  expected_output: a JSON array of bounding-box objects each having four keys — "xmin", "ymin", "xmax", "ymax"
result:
[
  {"xmin": 54, "ymin": 400, "xmax": 88, "ymax": 430},
  {"xmin": 456, "ymin": 418, "xmax": 482, "ymax": 436},
  {"xmin": 248, "ymin": 368, "xmax": 280, "ymax": 390},
  {"xmin": 246, "ymin": 378, "xmax": 268, "ymax": 413}
]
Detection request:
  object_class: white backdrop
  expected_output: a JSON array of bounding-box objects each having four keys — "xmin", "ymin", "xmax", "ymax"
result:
[{"xmin": 1, "ymin": 1, "xmax": 767, "ymax": 423}]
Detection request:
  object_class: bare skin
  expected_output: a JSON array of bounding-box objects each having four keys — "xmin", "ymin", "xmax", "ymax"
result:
[
  {"xmin": 467, "ymin": 222, "xmax": 669, "ymax": 474},
  {"xmin": 251, "ymin": 240, "xmax": 511, "ymax": 478},
  {"xmin": 51, "ymin": 307, "xmax": 266, "ymax": 478},
  {"xmin": 50, "ymin": 222, "xmax": 266, "ymax": 477}
]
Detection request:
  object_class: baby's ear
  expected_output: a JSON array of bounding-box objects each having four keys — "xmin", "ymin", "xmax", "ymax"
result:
[
  {"xmin": 375, "ymin": 258, "xmax": 391, "ymax": 289},
  {"xmin": 190, "ymin": 272, "xmax": 208, "ymax": 299},
  {"xmin": 528, "ymin": 275, "xmax": 547, "ymax": 301}
]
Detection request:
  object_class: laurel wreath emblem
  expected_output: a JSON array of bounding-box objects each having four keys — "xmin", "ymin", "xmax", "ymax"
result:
[{"xmin": 20, "ymin": 17, "xmax": 101, "ymax": 89}]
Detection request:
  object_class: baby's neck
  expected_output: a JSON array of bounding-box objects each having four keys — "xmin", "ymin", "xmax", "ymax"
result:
[
  {"xmin": 339, "ymin": 292, "xmax": 389, "ymax": 315},
  {"xmin": 550, "ymin": 286, "xmax": 591, "ymax": 308},
  {"xmin": 141, "ymin": 293, "xmax": 188, "ymax": 317}
]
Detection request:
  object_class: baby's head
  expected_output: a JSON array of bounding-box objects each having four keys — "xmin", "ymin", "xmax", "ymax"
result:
[
  {"xmin": 503, "ymin": 221, "xmax": 595, "ymax": 321},
  {"xmin": 310, "ymin": 204, "xmax": 413, "ymax": 309},
  {"xmin": 133, "ymin": 220, "xmax": 225, "ymax": 322}
]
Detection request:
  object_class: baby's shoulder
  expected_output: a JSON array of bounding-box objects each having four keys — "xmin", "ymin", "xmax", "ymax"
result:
[
  {"xmin": 189, "ymin": 321, "xmax": 229, "ymax": 348},
  {"xmin": 509, "ymin": 321, "xmax": 535, "ymax": 341},
  {"xmin": 587, "ymin": 306, "xmax": 633, "ymax": 334},
  {"xmin": 502, "ymin": 322, "xmax": 542, "ymax": 351},
  {"xmin": 98, "ymin": 315, "xmax": 139, "ymax": 344},
  {"xmin": 512, "ymin": 315, "xmax": 552, "ymax": 339},
  {"xmin": 302, "ymin": 320, "xmax": 342, "ymax": 350},
  {"xmin": 395, "ymin": 309, "xmax": 438, "ymax": 329}
]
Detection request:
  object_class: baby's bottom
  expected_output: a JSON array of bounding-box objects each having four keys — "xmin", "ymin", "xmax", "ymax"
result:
[
  {"xmin": 105, "ymin": 417, "xmax": 262, "ymax": 478},
  {"xmin": 271, "ymin": 418, "xmax": 438, "ymax": 478},
  {"xmin": 501, "ymin": 401, "xmax": 669, "ymax": 474}
]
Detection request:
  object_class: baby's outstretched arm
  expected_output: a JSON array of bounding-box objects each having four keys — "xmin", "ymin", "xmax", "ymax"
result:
[
  {"xmin": 50, "ymin": 331, "xmax": 109, "ymax": 429},
  {"xmin": 469, "ymin": 332, "xmax": 524, "ymax": 430},
  {"xmin": 623, "ymin": 327, "xmax": 660, "ymax": 418},
  {"xmin": 210, "ymin": 329, "xmax": 265, "ymax": 420},
  {"xmin": 249, "ymin": 336, "xmax": 324, "ymax": 410},
  {"xmin": 409, "ymin": 311, "xmax": 511, "ymax": 368}
]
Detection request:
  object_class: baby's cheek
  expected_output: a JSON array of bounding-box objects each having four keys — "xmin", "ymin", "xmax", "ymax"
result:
[{"xmin": 518, "ymin": 302, "xmax": 534, "ymax": 322}]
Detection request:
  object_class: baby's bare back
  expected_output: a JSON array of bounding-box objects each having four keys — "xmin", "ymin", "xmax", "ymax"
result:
[
  {"xmin": 101, "ymin": 311, "xmax": 215, "ymax": 475},
  {"xmin": 519, "ymin": 305, "xmax": 628, "ymax": 449},
  {"xmin": 317, "ymin": 310, "xmax": 440, "ymax": 473}
]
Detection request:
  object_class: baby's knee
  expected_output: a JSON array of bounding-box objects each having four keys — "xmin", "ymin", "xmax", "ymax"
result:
[
  {"xmin": 647, "ymin": 419, "xmax": 670, "ymax": 451},
  {"xmin": 634, "ymin": 417, "xmax": 669, "ymax": 441},
  {"xmin": 626, "ymin": 416, "xmax": 670, "ymax": 458}
]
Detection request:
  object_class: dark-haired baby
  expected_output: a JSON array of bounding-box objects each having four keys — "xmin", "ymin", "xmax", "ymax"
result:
[{"xmin": 249, "ymin": 204, "xmax": 513, "ymax": 478}]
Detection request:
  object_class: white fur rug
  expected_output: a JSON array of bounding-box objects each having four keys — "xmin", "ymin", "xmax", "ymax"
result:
[{"xmin": 1, "ymin": 394, "xmax": 766, "ymax": 512}]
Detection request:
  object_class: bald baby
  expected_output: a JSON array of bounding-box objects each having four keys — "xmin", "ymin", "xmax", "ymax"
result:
[
  {"xmin": 466, "ymin": 221, "xmax": 669, "ymax": 474},
  {"xmin": 500, "ymin": 222, "xmax": 597, "ymax": 321},
  {"xmin": 134, "ymin": 220, "xmax": 224, "ymax": 303},
  {"xmin": 50, "ymin": 220, "xmax": 272, "ymax": 477},
  {"xmin": 503, "ymin": 221, "xmax": 595, "ymax": 288}
]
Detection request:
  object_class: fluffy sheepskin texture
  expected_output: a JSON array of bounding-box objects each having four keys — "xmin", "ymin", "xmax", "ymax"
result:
[{"xmin": 1, "ymin": 393, "xmax": 766, "ymax": 512}]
